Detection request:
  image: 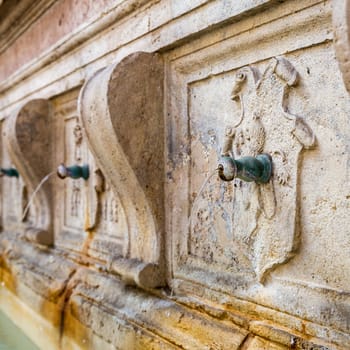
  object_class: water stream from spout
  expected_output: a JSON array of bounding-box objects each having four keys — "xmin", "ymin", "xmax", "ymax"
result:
[
  {"xmin": 188, "ymin": 167, "xmax": 219, "ymax": 234},
  {"xmin": 22, "ymin": 171, "xmax": 55, "ymax": 221}
]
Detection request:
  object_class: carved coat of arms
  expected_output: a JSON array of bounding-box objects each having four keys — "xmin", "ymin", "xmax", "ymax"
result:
[{"xmin": 191, "ymin": 57, "xmax": 315, "ymax": 283}]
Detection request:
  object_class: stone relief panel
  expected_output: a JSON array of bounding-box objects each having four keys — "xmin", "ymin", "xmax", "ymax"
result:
[
  {"xmin": 189, "ymin": 58, "xmax": 315, "ymax": 283},
  {"xmin": 54, "ymin": 94, "xmax": 87, "ymax": 252},
  {"xmin": 168, "ymin": 54, "xmax": 316, "ymax": 291},
  {"xmin": 54, "ymin": 92, "xmax": 127, "ymax": 259},
  {"xmin": 63, "ymin": 116, "xmax": 86, "ymax": 231},
  {"xmin": 88, "ymin": 179, "xmax": 127, "ymax": 261},
  {"xmin": 164, "ymin": 3, "xmax": 350, "ymax": 338}
]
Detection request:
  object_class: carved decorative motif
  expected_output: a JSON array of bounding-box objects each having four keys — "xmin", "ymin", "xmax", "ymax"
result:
[
  {"xmin": 73, "ymin": 123, "xmax": 83, "ymax": 162},
  {"xmin": 55, "ymin": 97, "xmax": 129, "ymax": 263},
  {"xmin": 191, "ymin": 57, "xmax": 315, "ymax": 283},
  {"xmin": 70, "ymin": 183, "xmax": 81, "ymax": 217},
  {"xmin": 63, "ymin": 116, "xmax": 85, "ymax": 231}
]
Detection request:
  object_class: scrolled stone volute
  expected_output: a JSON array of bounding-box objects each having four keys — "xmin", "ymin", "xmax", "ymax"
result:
[
  {"xmin": 3, "ymin": 99, "xmax": 53, "ymax": 246},
  {"xmin": 79, "ymin": 52, "xmax": 165, "ymax": 288}
]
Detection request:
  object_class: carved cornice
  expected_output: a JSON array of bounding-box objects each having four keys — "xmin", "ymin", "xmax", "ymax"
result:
[
  {"xmin": 0, "ymin": 0, "xmax": 57, "ymax": 55},
  {"xmin": 0, "ymin": 0, "xmax": 319, "ymax": 116},
  {"xmin": 0, "ymin": 0, "xmax": 155, "ymax": 96}
]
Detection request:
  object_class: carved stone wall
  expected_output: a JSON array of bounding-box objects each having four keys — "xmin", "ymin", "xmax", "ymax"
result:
[{"xmin": 0, "ymin": 0, "xmax": 349, "ymax": 350}]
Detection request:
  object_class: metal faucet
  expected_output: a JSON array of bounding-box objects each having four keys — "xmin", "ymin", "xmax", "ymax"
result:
[
  {"xmin": 0, "ymin": 168, "xmax": 19, "ymax": 178},
  {"xmin": 57, "ymin": 164, "xmax": 89, "ymax": 180},
  {"xmin": 218, "ymin": 154, "xmax": 272, "ymax": 183}
]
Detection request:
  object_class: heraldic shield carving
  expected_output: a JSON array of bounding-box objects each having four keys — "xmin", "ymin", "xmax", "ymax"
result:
[{"xmin": 190, "ymin": 57, "xmax": 315, "ymax": 284}]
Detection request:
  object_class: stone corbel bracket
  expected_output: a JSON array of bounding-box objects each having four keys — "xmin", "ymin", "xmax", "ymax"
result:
[
  {"xmin": 79, "ymin": 52, "xmax": 165, "ymax": 288},
  {"xmin": 3, "ymin": 99, "xmax": 53, "ymax": 245}
]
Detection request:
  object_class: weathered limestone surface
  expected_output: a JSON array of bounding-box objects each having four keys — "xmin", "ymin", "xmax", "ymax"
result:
[{"xmin": 0, "ymin": 0, "xmax": 349, "ymax": 349}]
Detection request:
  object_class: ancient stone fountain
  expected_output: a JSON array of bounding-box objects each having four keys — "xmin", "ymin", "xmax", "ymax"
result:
[{"xmin": 0, "ymin": 1, "xmax": 349, "ymax": 350}]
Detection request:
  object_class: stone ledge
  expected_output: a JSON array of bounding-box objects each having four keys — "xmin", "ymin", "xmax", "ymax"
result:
[{"xmin": 0, "ymin": 239, "xmax": 341, "ymax": 349}]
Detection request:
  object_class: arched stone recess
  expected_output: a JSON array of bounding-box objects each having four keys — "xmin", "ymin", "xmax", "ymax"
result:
[
  {"xmin": 2, "ymin": 99, "xmax": 53, "ymax": 246},
  {"xmin": 79, "ymin": 52, "xmax": 165, "ymax": 288}
]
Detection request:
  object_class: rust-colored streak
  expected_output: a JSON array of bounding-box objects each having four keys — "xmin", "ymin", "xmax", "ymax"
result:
[{"xmin": 81, "ymin": 231, "xmax": 94, "ymax": 257}]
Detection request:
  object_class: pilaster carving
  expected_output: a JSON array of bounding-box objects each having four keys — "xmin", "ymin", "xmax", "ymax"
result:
[{"xmin": 79, "ymin": 52, "xmax": 165, "ymax": 288}]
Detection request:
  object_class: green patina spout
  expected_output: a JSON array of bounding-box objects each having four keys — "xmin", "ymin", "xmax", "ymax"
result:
[
  {"xmin": 57, "ymin": 164, "xmax": 89, "ymax": 180},
  {"xmin": 0, "ymin": 168, "xmax": 19, "ymax": 178},
  {"xmin": 218, "ymin": 154, "xmax": 272, "ymax": 183}
]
